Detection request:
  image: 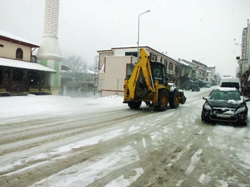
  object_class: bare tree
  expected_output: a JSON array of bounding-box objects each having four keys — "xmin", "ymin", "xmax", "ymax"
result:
[{"xmin": 62, "ymin": 55, "xmax": 87, "ymax": 79}]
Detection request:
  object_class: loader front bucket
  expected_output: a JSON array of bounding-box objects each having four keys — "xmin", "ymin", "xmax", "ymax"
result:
[{"xmin": 179, "ymin": 91, "xmax": 186, "ymax": 104}]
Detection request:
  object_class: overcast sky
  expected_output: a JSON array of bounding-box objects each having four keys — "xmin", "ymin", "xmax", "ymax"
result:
[{"xmin": 0, "ymin": 0, "xmax": 249, "ymax": 76}]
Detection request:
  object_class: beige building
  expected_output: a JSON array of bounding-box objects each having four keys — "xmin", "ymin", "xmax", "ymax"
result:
[
  {"xmin": 0, "ymin": 29, "xmax": 56, "ymax": 96},
  {"xmin": 207, "ymin": 66, "xmax": 216, "ymax": 85},
  {"xmin": 97, "ymin": 46, "xmax": 181, "ymax": 97}
]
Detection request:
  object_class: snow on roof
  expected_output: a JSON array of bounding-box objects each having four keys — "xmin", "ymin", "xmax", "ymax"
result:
[
  {"xmin": 214, "ymin": 87, "xmax": 238, "ymax": 91},
  {"xmin": 97, "ymin": 45, "xmax": 147, "ymax": 52},
  {"xmin": 0, "ymin": 29, "xmax": 39, "ymax": 46},
  {"xmin": 87, "ymin": 69, "xmax": 96, "ymax": 74},
  {"xmin": 0, "ymin": 57, "xmax": 56, "ymax": 73},
  {"xmin": 207, "ymin": 64, "xmax": 215, "ymax": 67},
  {"xmin": 178, "ymin": 60, "xmax": 190, "ymax": 67}
]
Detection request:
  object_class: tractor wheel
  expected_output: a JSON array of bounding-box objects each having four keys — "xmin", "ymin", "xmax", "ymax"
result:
[
  {"xmin": 156, "ymin": 90, "xmax": 168, "ymax": 111},
  {"xmin": 169, "ymin": 90, "xmax": 180, "ymax": 108},
  {"xmin": 128, "ymin": 101, "xmax": 142, "ymax": 109}
]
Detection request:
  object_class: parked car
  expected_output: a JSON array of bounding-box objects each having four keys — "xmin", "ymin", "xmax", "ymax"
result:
[
  {"xmin": 205, "ymin": 83, "xmax": 211, "ymax": 88},
  {"xmin": 201, "ymin": 87, "xmax": 249, "ymax": 125},
  {"xmin": 192, "ymin": 85, "xmax": 200, "ymax": 91}
]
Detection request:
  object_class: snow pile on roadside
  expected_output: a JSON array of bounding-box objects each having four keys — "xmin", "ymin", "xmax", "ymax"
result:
[{"xmin": 0, "ymin": 95, "xmax": 124, "ymax": 125}]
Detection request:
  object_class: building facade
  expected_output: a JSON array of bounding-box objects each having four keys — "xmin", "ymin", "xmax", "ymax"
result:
[
  {"xmin": 237, "ymin": 20, "xmax": 250, "ymax": 95},
  {"xmin": 0, "ymin": 29, "xmax": 56, "ymax": 96},
  {"xmin": 97, "ymin": 46, "xmax": 191, "ymax": 97}
]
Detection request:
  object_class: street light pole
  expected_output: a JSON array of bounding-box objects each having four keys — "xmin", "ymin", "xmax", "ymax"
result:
[{"xmin": 137, "ymin": 10, "xmax": 150, "ymax": 62}]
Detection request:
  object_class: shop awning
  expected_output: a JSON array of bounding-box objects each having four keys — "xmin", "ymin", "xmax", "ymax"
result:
[{"xmin": 0, "ymin": 57, "xmax": 56, "ymax": 73}]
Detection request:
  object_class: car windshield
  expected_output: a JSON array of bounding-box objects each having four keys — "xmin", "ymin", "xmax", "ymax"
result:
[{"xmin": 209, "ymin": 90, "xmax": 241, "ymax": 101}]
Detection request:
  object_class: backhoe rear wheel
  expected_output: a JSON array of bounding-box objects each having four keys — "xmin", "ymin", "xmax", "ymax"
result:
[
  {"xmin": 169, "ymin": 90, "xmax": 180, "ymax": 108},
  {"xmin": 156, "ymin": 89, "xmax": 168, "ymax": 111},
  {"xmin": 128, "ymin": 101, "xmax": 142, "ymax": 109}
]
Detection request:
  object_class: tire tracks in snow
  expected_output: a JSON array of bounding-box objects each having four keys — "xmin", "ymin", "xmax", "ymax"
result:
[
  {"xmin": 0, "ymin": 109, "xmax": 149, "ymax": 156},
  {"xmin": 0, "ymin": 109, "xmax": 156, "ymax": 186}
]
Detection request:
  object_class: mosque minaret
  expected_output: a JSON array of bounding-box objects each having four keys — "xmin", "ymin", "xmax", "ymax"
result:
[{"xmin": 37, "ymin": 0, "xmax": 62, "ymax": 92}]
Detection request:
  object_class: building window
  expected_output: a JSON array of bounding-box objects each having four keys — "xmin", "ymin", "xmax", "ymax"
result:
[
  {"xmin": 175, "ymin": 65, "xmax": 178, "ymax": 74},
  {"xmin": 149, "ymin": 53, "xmax": 152, "ymax": 60},
  {"xmin": 0, "ymin": 68, "xmax": 2, "ymax": 83},
  {"xmin": 169, "ymin": 62, "xmax": 173, "ymax": 71},
  {"xmin": 154, "ymin": 55, "xmax": 157, "ymax": 61},
  {"xmin": 150, "ymin": 53, "xmax": 157, "ymax": 61},
  {"xmin": 13, "ymin": 69, "xmax": 23, "ymax": 81},
  {"xmin": 16, "ymin": 48, "xmax": 23, "ymax": 59},
  {"xmin": 125, "ymin": 52, "xmax": 137, "ymax": 57},
  {"xmin": 29, "ymin": 71, "xmax": 45, "ymax": 85},
  {"xmin": 126, "ymin": 64, "xmax": 134, "ymax": 79},
  {"xmin": 164, "ymin": 60, "xmax": 168, "ymax": 70}
]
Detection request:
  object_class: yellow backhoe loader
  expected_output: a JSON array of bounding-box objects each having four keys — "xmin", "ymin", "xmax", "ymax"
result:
[{"xmin": 123, "ymin": 48, "xmax": 186, "ymax": 111}]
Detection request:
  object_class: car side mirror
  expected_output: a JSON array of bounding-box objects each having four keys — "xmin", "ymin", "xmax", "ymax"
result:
[{"xmin": 203, "ymin": 97, "xmax": 209, "ymax": 100}]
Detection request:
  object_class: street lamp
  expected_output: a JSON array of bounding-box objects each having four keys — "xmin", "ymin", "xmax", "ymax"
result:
[{"xmin": 137, "ymin": 10, "xmax": 150, "ymax": 61}]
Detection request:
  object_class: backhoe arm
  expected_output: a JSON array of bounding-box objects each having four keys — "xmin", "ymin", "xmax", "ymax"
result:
[{"xmin": 125, "ymin": 48, "xmax": 155, "ymax": 100}]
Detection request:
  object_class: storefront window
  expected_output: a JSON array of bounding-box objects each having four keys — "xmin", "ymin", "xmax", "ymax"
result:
[{"xmin": 13, "ymin": 69, "xmax": 23, "ymax": 81}]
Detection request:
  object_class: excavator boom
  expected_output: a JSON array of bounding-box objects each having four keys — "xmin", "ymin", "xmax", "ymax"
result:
[
  {"xmin": 123, "ymin": 48, "xmax": 186, "ymax": 111},
  {"xmin": 126, "ymin": 48, "xmax": 155, "ymax": 100}
]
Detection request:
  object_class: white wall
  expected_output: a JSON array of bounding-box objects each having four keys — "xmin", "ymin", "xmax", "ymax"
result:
[
  {"xmin": 98, "ymin": 56, "xmax": 137, "ymax": 97},
  {"xmin": 113, "ymin": 48, "xmax": 137, "ymax": 56}
]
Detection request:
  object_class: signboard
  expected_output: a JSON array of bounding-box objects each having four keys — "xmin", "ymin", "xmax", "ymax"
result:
[{"xmin": 241, "ymin": 28, "xmax": 247, "ymax": 59}]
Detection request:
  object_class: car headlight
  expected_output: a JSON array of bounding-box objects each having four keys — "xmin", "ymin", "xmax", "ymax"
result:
[
  {"xmin": 235, "ymin": 105, "xmax": 246, "ymax": 114},
  {"xmin": 204, "ymin": 102, "xmax": 212, "ymax": 110}
]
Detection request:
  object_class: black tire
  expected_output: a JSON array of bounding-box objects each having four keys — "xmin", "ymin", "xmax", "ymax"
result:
[
  {"xmin": 128, "ymin": 101, "xmax": 142, "ymax": 109},
  {"xmin": 169, "ymin": 90, "xmax": 180, "ymax": 108},
  {"xmin": 201, "ymin": 112, "xmax": 213, "ymax": 124},
  {"xmin": 201, "ymin": 112, "xmax": 207, "ymax": 123},
  {"xmin": 241, "ymin": 122, "xmax": 247, "ymax": 127},
  {"xmin": 237, "ymin": 121, "xmax": 247, "ymax": 127},
  {"xmin": 155, "ymin": 89, "xmax": 168, "ymax": 111}
]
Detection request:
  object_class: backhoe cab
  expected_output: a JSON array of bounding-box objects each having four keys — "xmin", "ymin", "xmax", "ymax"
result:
[{"xmin": 123, "ymin": 48, "xmax": 186, "ymax": 111}]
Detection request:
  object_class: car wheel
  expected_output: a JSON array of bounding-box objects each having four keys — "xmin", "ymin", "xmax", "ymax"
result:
[
  {"xmin": 128, "ymin": 101, "xmax": 142, "ymax": 109},
  {"xmin": 201, "ymin": 112, "xmax": 206, "ymax": 122},
  {"xmin": 169, "ymin": 90, "xmax": 180, "ymax": 109},
  {"xmin": 237, "ymin": 121, "xmax": 247, "ymax": 127},
  {"xmin": 201, "ymin": 112, "xmax": 210, "ymax": 123},
  {"xmin": 156, "ymin": 89, "xmax": 168, "ymax": 111},
  {"xmin": 241, "ymin": 122, "xmax": 247, "ymax": 126}
]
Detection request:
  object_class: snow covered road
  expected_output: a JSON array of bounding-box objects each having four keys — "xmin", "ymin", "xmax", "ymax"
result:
[{"xmin": 0, "ymin": 87, "xmax": 250, "ymax": 186}]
